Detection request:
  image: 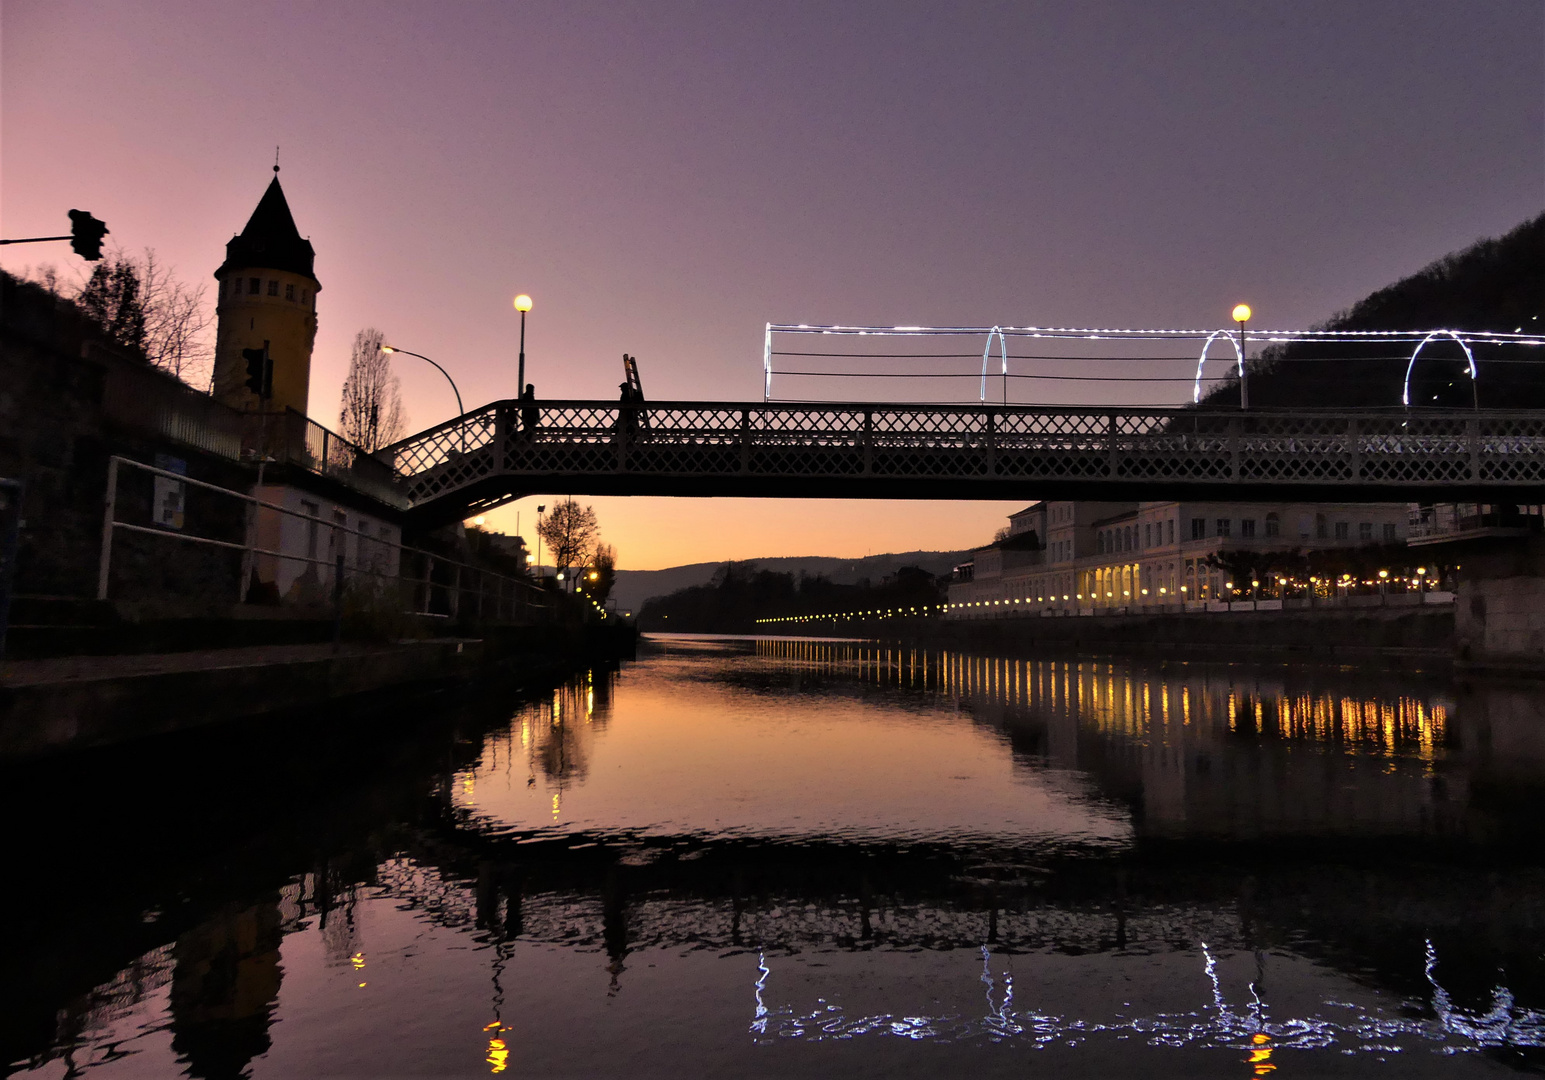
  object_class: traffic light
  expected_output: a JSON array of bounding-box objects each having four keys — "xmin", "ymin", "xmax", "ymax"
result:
[
  {"xmin": 67, "ymin": 210, "xmax": 108, "ymax": 261},
  {"xmin": 242, "ymin": 342, "xmax": 272, "ymax": 399}
]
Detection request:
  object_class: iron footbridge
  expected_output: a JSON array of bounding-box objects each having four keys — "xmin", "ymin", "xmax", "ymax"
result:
[{"xmin": 380, "ymin": 401, "xmax": 1545, "ymax": 524}]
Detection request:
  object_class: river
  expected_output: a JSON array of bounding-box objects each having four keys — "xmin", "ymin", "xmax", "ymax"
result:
[{"xmin": 6, "ymin": 635, "xmax": 1545, "ymax": 1077}]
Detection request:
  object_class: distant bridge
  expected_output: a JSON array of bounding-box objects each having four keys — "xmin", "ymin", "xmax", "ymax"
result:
[{"xmin": 380, "ymin": 400, "xmax": 1545, "ymax": 524}]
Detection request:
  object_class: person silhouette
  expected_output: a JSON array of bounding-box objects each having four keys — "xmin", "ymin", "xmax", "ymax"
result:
[{"xmin": 519, "ymin": 384, "xmax": 538, "ymax": 437}]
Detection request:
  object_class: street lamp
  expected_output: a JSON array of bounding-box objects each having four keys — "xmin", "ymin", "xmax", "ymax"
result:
[
  {"xmin": 514, "ymin": 294, "xmax": 533, "ymax": 393},
  {"xmin": 535, "ymin": 504, "xmax": 545, "ymax": 584},
  {"xmin": 1232, "ymin": 303, "xmax": 1252, "ymax": 409},
  {"xmin": 380, "ymin": 345, "xmax": 465, "ymax": 418}
]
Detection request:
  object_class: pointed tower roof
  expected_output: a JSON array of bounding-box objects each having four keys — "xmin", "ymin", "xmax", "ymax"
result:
[{"xmin": 215, "ymin": 172, "xmax": 319, "ymax": 285}]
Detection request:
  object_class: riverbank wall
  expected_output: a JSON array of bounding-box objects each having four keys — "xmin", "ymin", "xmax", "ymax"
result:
[
  {"xmin": 0, "ymin": 621, "xmax": 636, "ymax": 761},
  {"xmin": 893, "ymin": 606, "xmax": 1453, "ymax": 663}
]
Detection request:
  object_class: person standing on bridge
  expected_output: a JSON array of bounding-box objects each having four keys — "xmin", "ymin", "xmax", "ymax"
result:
[{"xmin": 520, "ymin": 383, "xmax": 538, "ymax": 438}]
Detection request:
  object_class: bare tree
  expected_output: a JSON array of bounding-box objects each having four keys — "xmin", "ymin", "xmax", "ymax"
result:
[
  {"xmin": 538, "ymin": 499, "xmax": 600, "ymax": 585},
  {"xmin": 138, "ymin": 249, "xmax": 213, "ymax": 384},
  {"xmin": 339, "ymin": 327, "xmax": 407, "ymax": 452},
  {"xmin": 26, "ymin": 248, "xmax": 214, "ymax": 386}
]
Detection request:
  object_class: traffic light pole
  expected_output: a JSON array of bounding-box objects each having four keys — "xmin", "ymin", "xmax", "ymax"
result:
[{"xmin": 1, "ymin": 210, "xmax": 108, "ymax": 260}]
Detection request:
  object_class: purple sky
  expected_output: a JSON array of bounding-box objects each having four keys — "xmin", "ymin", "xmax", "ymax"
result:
[{"xmin": 3, "ymin": 1, "xmax": 1541, "ymax": 568}]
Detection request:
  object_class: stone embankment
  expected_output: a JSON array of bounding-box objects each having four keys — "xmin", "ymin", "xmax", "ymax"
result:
[
  {"xmin": 0, "ymin": 623, "xmax": 636, "ymax": 760},
  {"xmin": 908, "ymin": 606, "xmax": 1453, "ymax": 663}
]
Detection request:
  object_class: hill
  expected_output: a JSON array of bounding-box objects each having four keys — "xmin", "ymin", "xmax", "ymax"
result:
[
  {"xmin": 610, "ymin": 548, "xmax": 969, "ymax": 614},
  {"xmin": 1200, "ymin": 212, "xmax": 1544, "ymax": 410}
]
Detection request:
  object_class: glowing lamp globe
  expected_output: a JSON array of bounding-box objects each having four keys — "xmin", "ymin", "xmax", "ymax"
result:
[
  {"xmin": 514, "ymin": 294, "xmax": 534, "ymax": 313},
  {"xmin": 380, "ymin": 345, "xmax": 396, "ymax": 354},
  {"xmin": 1232, "ymin": 304, "xmax": 1252, "ymax": 323}
]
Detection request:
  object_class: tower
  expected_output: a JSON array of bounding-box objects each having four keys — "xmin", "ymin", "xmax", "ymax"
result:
[{"xmin": 211, "ymin": 168, "xmax": 321, "ymax": 415}]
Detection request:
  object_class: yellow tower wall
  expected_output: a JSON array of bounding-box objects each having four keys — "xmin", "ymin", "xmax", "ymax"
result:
[{"xmin": 211, "ymin": 268, "xmax": 319, "ymax": 415}]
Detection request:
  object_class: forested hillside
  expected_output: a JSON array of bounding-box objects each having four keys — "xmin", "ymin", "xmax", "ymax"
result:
[{"xmin": 1201, "ymin": 213, "xmax": 1544, "ymax": 410}]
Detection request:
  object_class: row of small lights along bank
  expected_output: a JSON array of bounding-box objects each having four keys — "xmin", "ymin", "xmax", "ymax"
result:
[
  {"xmin": 756, "ymin": 567, "xmax": 1449, "ymax": 623},
  {"xmin": 756, "ymin": 604, "xmax": 948, "ymax": 625}
]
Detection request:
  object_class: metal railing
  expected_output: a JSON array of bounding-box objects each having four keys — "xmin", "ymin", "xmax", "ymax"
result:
[
  {"xmin": 245, "ymin": 409, "xmax": 407, "ymax": 508},
  {"xmin": 97, "ymin": 456, "xmax": 544, "ymax": 622},
  {"xmin": 97, "ymin": 344, "xmax": 245, "ymax": 460},
  {"xmin": 382, "ymin": 401, "xmax": 1545, "ymax": 511}
]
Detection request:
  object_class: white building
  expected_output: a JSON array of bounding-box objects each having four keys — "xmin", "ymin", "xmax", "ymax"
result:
[
  {"xmin": 949, "ymin": 499, "xmax": 1410, "ymax": 616},
  {"xmin": 251, "ymin": 484, "xmax": 402, "ymax": 603}
]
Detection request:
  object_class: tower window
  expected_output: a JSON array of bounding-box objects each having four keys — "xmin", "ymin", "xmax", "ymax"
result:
[
  {"xmin": 267, "ymin": 280, "xmax": 278, "ymax": 296},
  {"xmin": 301, "ymin": 289, "xmax": 309, "ymax": 305},
  {"xmin": 285, "ymin": 283, "xmax": 295, "ymax": 301},
  {"xmin": 248, "ymin": 277, "xmax": 260, "ymax": 295}
]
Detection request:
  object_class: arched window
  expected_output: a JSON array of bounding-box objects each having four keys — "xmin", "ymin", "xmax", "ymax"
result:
[
  {"xmin": 1265, "ymin": 512, "xmax": 1280, "ymax": 538},
  {"xmin": 1123, "ymin": 526, "xmax": 1132, "ymax": 551},
  {"xmin": 1097, "ymin": 533, "xmax": 1105, "ymax": 555}
]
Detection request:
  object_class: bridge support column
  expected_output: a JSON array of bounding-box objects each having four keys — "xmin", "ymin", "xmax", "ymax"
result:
[{"xmin": 1455, "ymin": 534, "xmax": 1545, "ymax": 673}]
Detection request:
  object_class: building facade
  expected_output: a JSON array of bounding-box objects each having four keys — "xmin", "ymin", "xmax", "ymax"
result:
[{"xmin": 949, "ymin": 500, "xmax": 1410, "ymax": 616}]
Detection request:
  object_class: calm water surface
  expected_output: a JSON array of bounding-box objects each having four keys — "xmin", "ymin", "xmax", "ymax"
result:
[{"xmin": 7, "ymin": 635, "xmax": 1545, "ymax": 1078}]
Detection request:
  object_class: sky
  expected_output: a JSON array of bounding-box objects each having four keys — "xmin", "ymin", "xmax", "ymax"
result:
[{"xmin": 3, "ymin": 1, "xmax": 1542, "ymax": 569}]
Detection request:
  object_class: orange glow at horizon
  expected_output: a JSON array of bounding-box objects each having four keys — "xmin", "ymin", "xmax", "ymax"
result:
[{"xmin": 484, "ymin": 495, "xmax": 1023, "ymax": 571}]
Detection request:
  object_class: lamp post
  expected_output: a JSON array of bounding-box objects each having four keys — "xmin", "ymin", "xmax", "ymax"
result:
[
  {"xmin": 380, "ymin": 345, "xmax": 464, "ymax": 418},
  {"xmin": 514, "ymin": 294, "xmax": 533, "ymax": 393},
  {"xmin": 535, "ymin": 503, "xmax": 545, "ymax": 585},
  {"xmin": 1232, "ymin": 303, "xmax": 1252, "ymax": 409}
]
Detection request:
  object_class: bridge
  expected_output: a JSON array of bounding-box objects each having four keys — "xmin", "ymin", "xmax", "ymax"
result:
[{"xmin": 381, "ymin": 400, "xmax": 1545, "ymax": 524}]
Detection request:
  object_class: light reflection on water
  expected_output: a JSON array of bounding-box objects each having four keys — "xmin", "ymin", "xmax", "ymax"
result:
[{"xmin": 10, "ymin": 634, "xmax": 1545, "ymax": 1077}]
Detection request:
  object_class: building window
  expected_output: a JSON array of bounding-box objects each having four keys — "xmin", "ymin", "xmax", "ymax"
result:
[
  {"xmin": 1144, "ymin": 524, "xmax": 1152, "ymax": 547},
  {"xmin": 1359, "ymin": 522, "xmax": 1373, "ymax": 542},
  {"xmin": 249, "ymin": 277, "xmax": 261, "ymax": 295},
  {"xmin": 285, "ymin": 283, "xmax": 296, "ymax": 301},
  {"xmin": 1097, "ymin": 533, "xmax": 1105, "ymax": 555},
  {"xmin": 1383, "ymin": 523, "xmax": 1398, "ymax": 542},
  {"xmin": 1335, "ymin": 521, "xmax": 1350, "ymax": 541},
  {"xmin": 267, "ymin": 279, "xmax": 279, "ymax": 296},
  {"xmin": 301, "ymin": 289, "xmax": 309, "ymax": 305},
  {"xmin": 301, "ymin": 501, "xmax": 320, "ymax": 561},
  {"xmin": 1316, "ymin": 514, "xmax": 1328, "ymax": 540},
  {"xmin": 1191, "ymin": 518, "xmax": 1206, "ymax": 540},
  {"xmin": 1265, "ymin": 513, "xmax": 1280, "ymax": 538},
  {"xmin": 1216, "ymin": 518, "xmax": 1231, "ymax": 538},
  {"xmin": 1167, "ymin": 519, "xmax": 1175, "ymax": 545},
  {"xmin": 1241, "ymin": 518, "xmax": 1256, "ymax": 538},
  {"xmin": 1124, "ymin": 526, "xmax": 1132, "ymax": 551}
]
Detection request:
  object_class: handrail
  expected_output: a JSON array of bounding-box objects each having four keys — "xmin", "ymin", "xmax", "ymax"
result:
[{"xmin": 98, "ymin": 456, "xmax": 544, "ymax": 620}]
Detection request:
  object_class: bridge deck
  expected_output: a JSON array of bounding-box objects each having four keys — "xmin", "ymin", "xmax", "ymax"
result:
[{"xmin": 380, "ymin": 401, "xmax": 1545, "ymax": 522}]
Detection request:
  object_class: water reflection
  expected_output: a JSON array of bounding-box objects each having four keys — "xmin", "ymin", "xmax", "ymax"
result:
[
  {"xmin": 751, "ymin": 638, "xmax": 1463, "ymax": 840},
  {"xmin": 9, "ymin": 639, "xmax": 1545, "ymax": 1077}
]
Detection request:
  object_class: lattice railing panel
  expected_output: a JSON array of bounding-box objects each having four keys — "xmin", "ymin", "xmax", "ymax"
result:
[
  {"xmin": 403, "ymin": 445, "xmax": 499, "ymax": 501},
  {"xmin": 388, "ymin": 406, "xmax": 500, "ymax": 476},
  {"xmin": 870, "ymin": 409, "xmax": 987, "ymax": 449}
]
